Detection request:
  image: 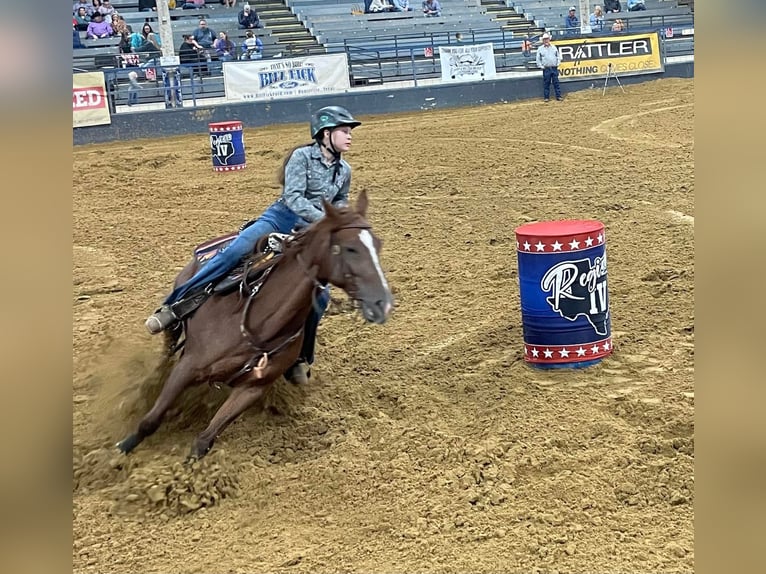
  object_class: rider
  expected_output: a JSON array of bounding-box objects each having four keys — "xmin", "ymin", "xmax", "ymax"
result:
[{"xmin": 145, "ymin": 105, "xmax": 362, "ymax": 384}]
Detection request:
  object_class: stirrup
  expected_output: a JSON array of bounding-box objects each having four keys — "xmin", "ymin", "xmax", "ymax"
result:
[{"xmin": 145, "ymin": 305, "xmax": 178, "ymax": 335}]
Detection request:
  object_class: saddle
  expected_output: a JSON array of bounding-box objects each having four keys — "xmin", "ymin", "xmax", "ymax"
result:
[{"xmin": 169, "ymin": 231, "xmax": 290, "ymax": 321}]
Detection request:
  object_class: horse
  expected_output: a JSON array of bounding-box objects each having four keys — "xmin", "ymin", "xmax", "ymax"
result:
[{"xmin": 116, "ymin": 190, "xmax": 394, "ymax": 459}]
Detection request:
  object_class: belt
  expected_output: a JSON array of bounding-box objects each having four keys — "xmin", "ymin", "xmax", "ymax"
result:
[{"xmin": 544, "ymin": 66, "xmax": 558, "ymax": 69}]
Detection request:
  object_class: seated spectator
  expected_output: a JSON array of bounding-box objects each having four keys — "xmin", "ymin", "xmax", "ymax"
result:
[
  {"xmin": 422, "ymin": 0, "xmax": 441, "ymax": 17},
  {"xmin": 220, "ymin": 0, "xmax": 237, "ymax": 7},
  {"xmin": 611, "ymin": 18, "xmax": 624, "ymax": 31},
  {"xmin": 180, "ymin": 0, "xmax": 205, "ymax": 9},
  {"xmin": 240, "ymin": 29, "xmax": 263, "ymax": 60},
  {"xmin": 110, "ymin": 13, "xmax": 130, "ymax": 37},
  {"xmin": 627, "ymin": 0, "xmax": 645, "ymax": 11},
  {"xmin": 138, "ymin": 0, "xmax": 157, "ymax": 11},
  {"xmin": 91, "ymin": 0, "xmax": 103, "ymax": 15},
  {"xmin": 392, "ymin": 0, "xmax": 414, "ymax": 11},
  {"xmin": 192, "ymin": 19, "xmax": 217, "ymax": 49},
  {"xmin": 589, "ymin": 5, "xmax": 604, "ymax": 30},
  {"xmin": 238, "ymin": 3, "xmax": 262, "ymax": 29},
  {"xmin": 370, "ymin": 0, "xmax": 393, "ymax": 12},
  {"xmin": 86, "ymin": 12, "xmax": 113, "ymax": 38},
  {"xmin": 213, "ymin": 31, "xmax": 236, "ymax": 61},
  {"xmin": 179, "ymin": 33, "xmax": 208, "ymax": 64},
  {"xmin": 118, "ymin": 30, "xmax": 133, "ymax": 54},
  {"xmin": 564, "ymin": 6, "xmax": 579, "ymax": 34},
  {"xmin": 130, "ymin": 23, "xmax": 162, "ymax": 52},
  {"xmin": 73, "ymin": 0, "xmax": 94, "ymax": 17},
  {"xmin": 603, "ymin": 0, "xmax": 621, "ymax": 12},
  {"xmin": 74, "ymin": 7, "xmax": 90, "ymax": 31},
  {"xmin": 98, "ymin": 0, "xmax": 115, "ymax": 20}
]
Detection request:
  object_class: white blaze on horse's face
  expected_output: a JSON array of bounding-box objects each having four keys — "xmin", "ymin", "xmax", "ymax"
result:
[{"xmin": 358, "ymin": 229, "xmax": 389, "ymax": 292}]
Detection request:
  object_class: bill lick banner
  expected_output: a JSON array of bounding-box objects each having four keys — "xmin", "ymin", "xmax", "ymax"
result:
[
  {"xmin": 223, "ymin": 53, "xmax": 351, "ymax": 102},
  {"xmin": 552, "ymin": 32, "xmax": 663, "ymax": 82},
  {"xmin": 73, "ymin": 72, "xmax": 111, "ymax": 128}
]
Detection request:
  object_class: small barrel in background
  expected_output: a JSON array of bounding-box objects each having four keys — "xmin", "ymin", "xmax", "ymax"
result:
[
  {"xmin": 515, "ymin": 220, "xmax": 612, "ymax": 369},
  {"xmin": 209, "ymin": 121, "xmax": 246, "ymax": 172}
]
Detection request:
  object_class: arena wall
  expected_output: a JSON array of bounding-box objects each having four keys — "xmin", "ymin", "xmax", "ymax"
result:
[{"xmin": 73, "ymin": 61, "xmax": 693, "ymax": 146}]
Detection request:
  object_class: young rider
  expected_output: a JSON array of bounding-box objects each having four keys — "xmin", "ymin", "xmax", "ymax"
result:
[{"xmin": 145, "ymin": 105, "xmax": 362, "ymax": 383}]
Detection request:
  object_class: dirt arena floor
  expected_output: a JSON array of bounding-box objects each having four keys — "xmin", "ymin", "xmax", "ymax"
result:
[{"xmin": 73, "ymin": 77, "xmax": 694, "ymax": 573}]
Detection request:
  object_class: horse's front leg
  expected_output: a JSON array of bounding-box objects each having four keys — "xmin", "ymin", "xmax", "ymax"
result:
[
  {"xmin": 188, "ymin": 379, "xmax": 271, "ymax": 460},
  {"xmin": 116, "ymin": 358, "xmax": 198, "ymax": 454}
]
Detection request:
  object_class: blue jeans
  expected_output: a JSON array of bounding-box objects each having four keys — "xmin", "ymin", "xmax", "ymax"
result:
[{"xmin": 543, "ymin": 67, "xmax": 561, "ymax": 100}]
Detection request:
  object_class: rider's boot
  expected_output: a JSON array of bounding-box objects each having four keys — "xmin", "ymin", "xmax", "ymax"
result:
[{"xmin": 145, "ymin": 305, "xmax": 178, "ymax": 335}]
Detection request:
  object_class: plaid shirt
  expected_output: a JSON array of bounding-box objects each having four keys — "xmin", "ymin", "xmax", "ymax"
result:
[{"xmin": 281, "ymin": 143, "xmax": 351, "ymax": 222}]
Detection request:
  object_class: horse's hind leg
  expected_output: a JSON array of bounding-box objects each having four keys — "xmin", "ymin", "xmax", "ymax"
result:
[
  {"xmin": 116, "ymin": 358, "xmax": 198, "ymax": 454},
  {"xmin": 188, "ymin": 382, "xmax": 268, "ymax": 460}
]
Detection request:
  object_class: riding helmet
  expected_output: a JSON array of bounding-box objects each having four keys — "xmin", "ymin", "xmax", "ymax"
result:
[{"xmin": 310, "ymin": 106, "xmax": 361, "ymax": 139}]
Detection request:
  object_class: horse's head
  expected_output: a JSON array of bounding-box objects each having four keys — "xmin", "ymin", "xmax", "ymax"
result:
[{"xmin": 308, "ymin": 190, "xmax": 394, "ymax": 324}]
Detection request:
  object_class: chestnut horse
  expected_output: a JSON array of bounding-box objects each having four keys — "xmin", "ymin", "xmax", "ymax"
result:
[{"xmin": 117, "ymin": 191, "xmax": 393, "ymax": 459}]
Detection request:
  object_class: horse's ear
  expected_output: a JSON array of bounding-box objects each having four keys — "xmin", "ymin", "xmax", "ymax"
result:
[
  {"xmin": 322, "ymin": 197, "xmax": 340, "ymax": 221},
  {"xmin": 355, "ymin": 189, "xmax": 368, "ymax": 218}
]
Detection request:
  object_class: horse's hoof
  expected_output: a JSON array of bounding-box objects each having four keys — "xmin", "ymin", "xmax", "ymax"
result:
[
  {"xmin": 116, "ymin": 435, "xmax": 137, "ymax": 454},
  {"xmin": 284, "ymin": 361, "xmax": 310, "ymax": 385}
]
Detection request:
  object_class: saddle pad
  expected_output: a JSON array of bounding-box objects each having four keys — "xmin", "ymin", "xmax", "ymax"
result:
[{"xmin": 194, "ymin": 232, "xmax": 237, "ymax": 265}]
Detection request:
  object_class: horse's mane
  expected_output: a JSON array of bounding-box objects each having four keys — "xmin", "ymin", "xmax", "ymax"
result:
[{"xmin": 283, "ymin": 205, "xmax": 367, "ymax": 255}]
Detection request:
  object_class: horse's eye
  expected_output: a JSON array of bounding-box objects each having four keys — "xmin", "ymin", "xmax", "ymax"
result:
[{"xmin": 344, "ymin": 246, "xmax": 358, "ymax": 255}]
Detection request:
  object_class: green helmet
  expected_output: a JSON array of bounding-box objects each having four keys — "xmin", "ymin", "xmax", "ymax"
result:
[{"xmin": 310, "ymin": 106, "xmax": 361, "ymax": 139}]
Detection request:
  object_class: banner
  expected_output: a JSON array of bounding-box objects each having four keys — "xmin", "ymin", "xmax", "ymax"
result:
[
  {"xmin": 438, "ymin": 43, "xmax": 497, "ymax": 83},
  {"xmin": 552, "ymin": 32, "xmax": 663, "ymax": 82},
  {"xmin": 73, "ymin": 72, "xmax": 111, "ymax": 128},
  {"xmin": 223, "ymin": 53, "xmax": 351, "ymax": 102}
]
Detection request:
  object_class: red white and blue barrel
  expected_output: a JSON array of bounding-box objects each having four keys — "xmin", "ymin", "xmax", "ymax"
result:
[
  {"xmin": 209, "ymin": 121, "xmax": 246, "ymax": 172},
  {"xmin": 515, "ymin": 220, "xmax": 612, "ymax": 369}
]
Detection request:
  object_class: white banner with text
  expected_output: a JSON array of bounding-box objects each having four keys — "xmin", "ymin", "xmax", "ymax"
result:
[
  {"xmin": 438, "ymin": 43, "xmax": 497, "ymax": 83},
  {"xmin": 224, "ymin": 53, "xmax": 351, "ymax": 102},
  {"xmin": 73, "ymin": 72, "xmax": 111, "ymax": 128}
]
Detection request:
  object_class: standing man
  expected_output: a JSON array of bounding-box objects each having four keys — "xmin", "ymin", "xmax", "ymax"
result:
[{"xmin": 535, "ymin": 32, "xmax": 562, "ymax": 102}]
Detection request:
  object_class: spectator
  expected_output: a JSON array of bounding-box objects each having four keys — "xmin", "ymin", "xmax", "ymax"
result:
[
  {"xmin": 240, "ymin": 29, "xmax": 263, "ymax": 60},
  {"xmin": 238, "ymin": 3, "xmax": 262, "ymax": 29},
  {"xmin": 535, "ymin": 32, "xmax": 562, "ymax": 102},
  {"xmin": 127, "ymin": 71, "xmax": 142, "ymax": 106},
  {"xmin": 86, "ymin": 12, "xmax": 113, "ymax": 38},
  {"xmin": 131, "ymin": 23, "xmax": 161, "ymax": 52},
  {"xmin": 220, "ymin": 0, "xmax": 237, "ymax": 7},
  {"xmin": 98, "ymin": 0, "xmax": 115, "ymax": 20},
  {"xmin": 611, "ymin": 18, "xmax": 624, "ymax": 31},
  {"xmin": 564, "ymin": 6, "xmax": 579, "ymax": 34},
  {"xmin": 589, "ymin": 5, "xmax": 605, "ymax": 30},
  {"xmin": 73, "ymin": 0, "xmax": 94, "ymax": 17},
  {"xmin": 392, "ymin": 0, "xmax": 414, "ymax": 11},
  {"xmin": 603, "ymin": 0, "xmax": 621, "ymax": 12},
  {"xmin": 214, "ymin": 31, "xmax": 236, "ymax": 61},
  {"xmin": 74, "ymin": 7, "xmax": 90, "ymax": 31},
  {"xmin": 180, "ymin": 0, "xmax": 205, "ymax": 9},
  {"xmin": 110, "ymin": 13, "xmax": 130, "ymax": 37},
  {"xmin": 90, "ymin": 0, "xmax": 103, "ymax": 15},
  {"xmin": 118, "ymin": 30, "xmax": 133, "ymax": 54},
  {"xmin": 192, "ymin": 19, "xmax": 217, "ymax": 49},
  {"xmin": 178, "ymin": 33, "xmax": 208, "ymax": 69},
  {"xmin": 422, "ymin": 0, "xmax": 441, "ymax": 17},
  {"xmin": 521, "ymin": 34, "xmax": 532, "ymax": 57},
  {"xmin": 627, "ymin": 0, "xmax": 645, "ymax": 11},
  {"xmin": 138, "ymin": 0, "xmax": 157, "ymax": 11},
  {"xmin": 454, "ymin": 32, "xmax": 464, "ymax": 43},
  {"xmin": 73, "ymin": 20, "xmax": 85, "ymax": 48},
  {"xmin": 370, "ymin": 0, "xmax": 393, "ymax": 12}
]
